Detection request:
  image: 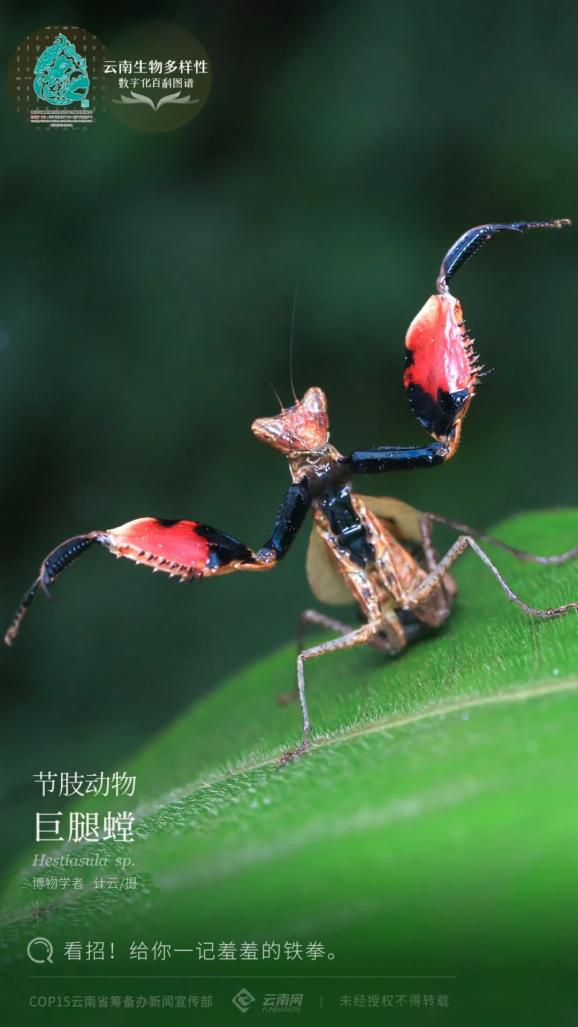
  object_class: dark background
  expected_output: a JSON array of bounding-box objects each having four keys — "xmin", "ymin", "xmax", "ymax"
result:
[{"xmin": 2, "ymin": 0, "xmax": 577, "ymax": 869}]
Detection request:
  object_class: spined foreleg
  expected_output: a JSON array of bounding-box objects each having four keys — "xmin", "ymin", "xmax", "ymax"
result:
[{"xmin": 5, "ymin": 480, "xmax": 312, "ymax": 645}]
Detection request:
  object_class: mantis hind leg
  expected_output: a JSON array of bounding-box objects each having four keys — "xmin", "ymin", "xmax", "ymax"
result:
[
  {"xmin": 278, "ymin": 618, "xmax": 384, "ymax": 766},
  {"xmin": 277, "ymin": 609, "xmax": 393, "ymax": 707},
  {"xmin": 421, "ymin": 512, "xmax": 578, "ymax": 566},
  {"xmin": 408, "ymin": 534, "xmax": 578, "ymax": 620}
]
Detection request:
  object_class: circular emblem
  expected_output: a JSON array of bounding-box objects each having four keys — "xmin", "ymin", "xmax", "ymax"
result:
[{"xmin": 8, "ymin": 26, "xmax": 107, "ymax": 129}]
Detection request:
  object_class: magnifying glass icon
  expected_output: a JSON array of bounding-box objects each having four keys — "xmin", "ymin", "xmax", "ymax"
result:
[{"xmin": 27, "ymin": 937, "xmax": 54, "ymax": 964}]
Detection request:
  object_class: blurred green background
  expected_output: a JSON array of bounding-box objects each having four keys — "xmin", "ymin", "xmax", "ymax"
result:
[{"xmin": 2, "ymin": 0, "xmax": 578, "ymax": 870}]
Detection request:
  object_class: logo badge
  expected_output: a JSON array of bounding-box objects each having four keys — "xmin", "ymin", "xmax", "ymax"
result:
[
  {"xmin": 33, "ymin": 32, "xmax": 90, "ymax": 107},
  {"xmin": 9, "ymin": 23, "xmax": 210, "ymax": 133},
  {"xmin": 232, "ymin": 988, "xmax": 256, "ymax": 1013},
  {"xmin": 9, "ymin": 26, "xmax": 107, "ymax": 129}
]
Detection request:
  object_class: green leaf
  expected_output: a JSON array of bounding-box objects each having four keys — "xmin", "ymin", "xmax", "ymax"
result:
[{"xmin": 3, "ymin": 508, "xmax": 578, "ymax": 1023}]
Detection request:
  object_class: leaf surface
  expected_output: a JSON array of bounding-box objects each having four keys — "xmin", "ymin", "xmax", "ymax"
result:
[{"xmin": 3, "ymin": 509, "xmax": 578, "ymax": 1024}]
